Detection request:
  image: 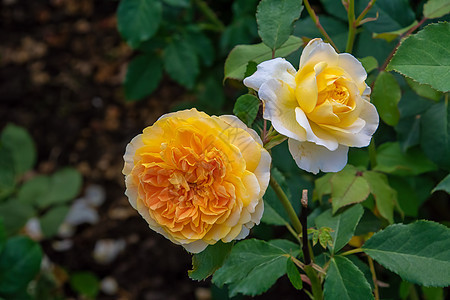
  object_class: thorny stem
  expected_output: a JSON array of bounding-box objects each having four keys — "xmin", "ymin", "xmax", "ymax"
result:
[
  {"xmin": 300, "ymin": 190, "xmax": 311, "ymax": 265},
  {"xmin": 380, "ymin": 17, "xmax": 428, "ymax": 71},
  {"xmin": 269, "ymin": 176, "xmax": 302, "ymax": 234},
  {"xmin": 303, "ymin": 0, "xmax": 339, "ymax": 52},
  {"xmin": 355, "ymin": 0, "xmax": 377, "ymax": 25},
  {"xmin": 368, "ymin": 256, "xmax": 379, "ymax": 300},
  {"xmin": 193, "ymin": 0, "xmax": 225, "ymax": 32},
  {"xmin": 345, "ymin": 0, "xmax": 356, "ymax": 53}
]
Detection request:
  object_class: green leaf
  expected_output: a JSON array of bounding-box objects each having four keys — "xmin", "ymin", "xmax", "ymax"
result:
[
  {"xmin": 420, "ymin": 99, "xmax": 450, "ymax": 169},
  {"xmin": 363, "ymin": 171, "xmax": 396, "ymax": 224},
  {"xmin": 185, "ymin": 28, "xmax": 215, "ymax": 67},
  {"xmin": 405, "ymin": 77, "xmax": 442, "ymax": 102},
  {"xmin": 37, "ymin": 168, "xmax": 82, "ymax": 208},
  {"xmin": 358, "ymin": 56, "xmax": 378, "ymax": 73},
  {"xmin": 164, "ymin": 38, "xmax": 199, "ymax": 89},
  {"xmin": 374, "ymin": 142, "xmax": 437, "ymax": 176},
  {"xmin": 313, "ymin": 173, "xmax": 333, "ymax": 202},
  {"xmin": 389, "ymin": 176, "xmax": 420, "ymax": 217},
  {"xmin": 354, "ymin": 209, "xmax": 382, "ymax": 236},
  {"xmin": 17, "ymin": 175, "xmax": 50, "ymax": 206},
  {"xmin": 262, "ymin": 168, "xmax": 294, "ymax": 226},
  {"xmin": 0, "ymin": 146, "xmax": 15, "ymax": 199},
  {"xmin": 421, "ymin": 286, "xmax": 444, "ymax": 300},
  {"xmin": 212, "ymin": 239, "xmax": 300, "ymax": 297},
  {"xmin": 395, "ymin": 115, "xmax": 421, "ymax": 152},
  {"xmin": 70, "ymin": 271, "xmax": 99, "ymax": 299},
  {"xmin": 372, "ymin": 21, "xmax": 418, "ymax": 43},
  {"xmin": 286, "ymin": 258, "xmax": 302, "ymax": 290},
  {"xmin": 324, "ymin": 256, "xmax": 374, "ymax": 300},
  {"xmin": 432, "ymin": 174, "xmax": 450, "ymax": 194},
  {"xmin": 162, "ymin": 0, "xmax": 190, "ymax": 8},
  {"xmin": 372, "ymin": 71, "xmax": 401, "ymax": 126},
  {"xmin": 387, "ymin": 23, "xmax": 450, "ymax": 93},
  {"xmin": 1, "ymin": 124, "xmax": 36, "ymax": 176},
  {"xmin": 315, "ymin": 204, "xmax": 364, "ymax": 253},
  {"xmin": 117, "ymin": 0, "xmax": 162, "ymax": 49},
  {"xmin": 0, "ymin": 200, "xmax": 34, "ymax": 236},
  {"xmin": 224, "ymin": 35, "xmax": 302, "ymax": 81},
  {"xmin": 0, "ymin": 236, "xmax": 42, "ymax": 295},
  {"xmin": 189, "ymin": 241, "xmax": 234, "ymax": 281},
  {"xmin": 233, "ymin": 94, "xmax": 260, "ymax": 126},
  {"xmin": 124, "ymin": 54, "xmax": 163, "ymax": 101},
  {"xmin": 256, "ymin": 0, "xmax": 303, "ymax": 50},
  {"xmin": 363, "ymin": 220, "xmax": 450, "ymax": 286},
  {"xmin": 346, "ymin": 255, "xmax": 374, "ymax": 289},
  {"xmin": 0, "ymin": 220, "xmax": 5, "ymax": 254},
  {"xmin": 197, "ymin": 77, "xmax": 225, "ymax": 112},
  {"xmin": 40, "ymin": 205, "xmax": 70, "ymax": 238},
  {"xmin": 261, "ymin": 201, "xmax": 288, "ymax": 226},
  {"xmin": 330, "ymin": 166, "xmax": 370, "ymax": 213},
  {"xmin": 423, "ymin": 0, "xmax": 450, "ymax": 19}
]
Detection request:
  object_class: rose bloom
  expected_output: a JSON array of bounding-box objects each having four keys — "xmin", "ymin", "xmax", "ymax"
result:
[
  {"xmin": 123, "ymin": 109, "xmax": 271, "ymax": 253},
  {"xmin": 244, "ymin": 38, "xmax": 379, "ymax": 174}
]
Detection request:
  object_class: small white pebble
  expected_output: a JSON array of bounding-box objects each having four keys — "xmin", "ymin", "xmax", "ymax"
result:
[
  {"xmin": 93, "ymin": 239, "xmax": 126, "ymax": 264},
  {"xmin": 100, "ymin": 276, "xmax": 119, "ymax": 295}
]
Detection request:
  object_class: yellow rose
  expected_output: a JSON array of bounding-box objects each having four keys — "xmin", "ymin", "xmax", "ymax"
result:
[
  {"xmin": 244, "ymin": 38, "xmax": 379, "ymax": 174},
  {"xmin": 122, "ymin": 109, "xmax": 271, "ymax": 253}
]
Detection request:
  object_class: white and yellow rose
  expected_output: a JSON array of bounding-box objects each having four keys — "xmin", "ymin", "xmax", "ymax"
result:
[
  {"xmin": 244, "ymin": 38, "xmax": 379, "ymax": 174},
  {"xmin": 123, "ymin": 109, "xmax": 271, "ymax": 253}
]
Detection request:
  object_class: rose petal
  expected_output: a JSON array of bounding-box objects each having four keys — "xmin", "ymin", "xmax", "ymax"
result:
[
  {"xmin": 337, "ymin": 53, "xmax": 367, "ymax": 93},
  {"xmin": 299, "ymin": 38, "xmax": 338, "ymax": 70},
  {"xmin": 243, "ymin": 57, "xmax": 296, "ymax": 91},
  {"xmin": 288, "ymin": 139, "xmax": 349, "ymax": 174}
]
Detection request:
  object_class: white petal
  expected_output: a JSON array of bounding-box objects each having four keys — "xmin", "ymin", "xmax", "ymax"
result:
[
  {"xmin": 124, "ymin": 175, "xmax": 138, "ymax": 209},
  {"xmin": 250, "ymin": 198, "xmax": 264, "ymax": 224},
  {"xmin": 337, "ymin": 53, "xmax": 367, "ymax": 88},
  {"xmin": 122, "ymin": 134, "xmax": 144, "ymax": 175},
  {"xmin": 288, "ymin": 139, "xmax": 349, "ymax": 174},
  {"xmin": 259, "ymin": 79, "xmax": 307, "ymax": 141},
  {"xmin": 182, "ymin": 240, "xmax": 209, "ymax": 253},
  {"xmin": 253, "ymin": 149, "xmax": 271, "ymax": 198},
  {"xmin": 357, "ymin": 101, "xmax": 379, "ymax": 145},
  {"xmin": 295, "ymin": 107, "xmax": 338, "ymax": 151},
  {"xmin": 244, "ymin": 58, "xmax": 296, "ymax": 91},
  {"xmin": 234, "ymin": 226, "xmax": 250, "ymax": 240},
  {"xmin": 300, "ymin": 38, "xmax": 338, "ymax": 69}
]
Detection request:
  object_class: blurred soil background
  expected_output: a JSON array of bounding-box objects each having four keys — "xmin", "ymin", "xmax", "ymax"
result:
[{"xmin": 0, "ymin": 0, "xmax": 301, "ymax": 299}]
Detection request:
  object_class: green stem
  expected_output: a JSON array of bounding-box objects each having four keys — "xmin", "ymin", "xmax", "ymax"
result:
[
  {"xmin": 194, "ymin": 0, "xmax": 225, "ymax": 32},
  {"xmin": 269, "ymin": 176, "xmax": 302, "ymax": 234},
  {"xmin": 368, "ymin": 138, "xmax": 377, "ymax": 169},
  {"xmin": 303, "ymin": 0, "xmax": 339, "ymax": 52},
  {"xmin": 345, "ymin": 0, "xmax": 356, "ymax": 53},
  {"xmin": 304, "ymin": 265, "xmax": 324, "ymax": 300},
  {"xmin": 355, "ymin": 0, "xmax": 377, "ymax": 25},
  {"xmin": 368, "ymin": 256, "xmax": 379, "ymax": 300},
  {"xmin": 340, "ymin": 248, "xmax": 364, "ymax": 256}
]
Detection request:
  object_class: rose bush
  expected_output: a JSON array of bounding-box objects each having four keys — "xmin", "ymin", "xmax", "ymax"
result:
[
  {"xmin": 122, "ymin": 108, "xmax": 271, "ymax": 253},
  {"xmin": 244, "ymin": 38, "xmax": 379, "ymax": 174}
]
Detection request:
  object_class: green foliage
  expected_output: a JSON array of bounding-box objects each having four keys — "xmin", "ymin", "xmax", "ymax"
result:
[
  {"xmin": 0, "ymin": 201, "xmax": 34, "ymax": 236},
  {"xmin": 256, "ymin": 0, "xmax": 303, "ymax": 50},
  {"xmin": 0, "ymin": 220, "xmax": 5, "ymax": 254},
  {"xmin": 432, "ymin": 174, "xmax": 450, "ymax": 194},
  {"xmin": 0, "ymin": 236, "xmax": 42, "ymax": 296},
  {"xmin": 69, "ymin": 272, "xmax": 100, "ymax": 299},
  {"xmin": 0, "ymin": 146, "xmax": 15, "ymax": 199},
  {"xmin": 124, "ymin": 54, "xmax": 163, "ymax": 101},
  {"xmin": 358, "ymin": 56, "xmax": 378, "ymax": 73},
  {"xmin": 261, "ymin": 168, "xmax": 293, "ymax": 226},
  {"xmin": 372, "ymin": 71, "xmax": 401, "ymax": 126},
  {"xmin": 189, "ymin": 241, "xmax": 234, "ymax": 281},
  {"xmin": 324, "ymin": 256, "xmax": 374, "ymax": 300},
  {"xmin": 363, "ymin": 171, "xmax": 396, "ymax": 223},
  {"xmin": 0, "ymin": 124, "xmax": 36, "ymax": 177},
  {"xmin": 423, "ymin": 0, "xmax": 450, "ymax": 19},
  {"xmin": 405, "ymin": 77, "xmax": 442, "ymax": 101},
  {"xmin": 233, "ymin": 94, "xmax": 260, "ymax": 126},
  {"xmin": 37, "ymin": 168, "xmax": 82, "ymax": 208},
  {"xmin": 164, "ymin": 38, "xmax": 200, "ymax": 89},
  {"xmin": 363, "ymin": 221, "xmax": 450, "ymax": 286},
  {"xmin": 315, "ymin": 204, "xmax": 364, "ymax": 253},
  {"xmin": 212, "ymin": 239, "xmax": 299, "ymax": 296},
  {"xmin": 40, "ymin": 205, "xmax": 70, "ymax": 238},
  {"xmin": 224, "ymin": 35, "xmax": 302, "ymax": 81},
  {"xmin": 117, "ymin": 0, "xmax": 162, "ymax": 49},
  {"xmin": 286, "ymin": 258, "xmax": 302, "ymax": 290},
  {"xmin": 387, "ymin": 22, "xmax": 450, "ymax": 93}
]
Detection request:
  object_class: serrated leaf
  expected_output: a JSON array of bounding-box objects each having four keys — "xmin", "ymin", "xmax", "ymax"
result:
[
  {"xmin": 224, "ymin": 35, "xmax": 302, "ymax": 81},
  {"xmin": 346, "ymin": 255, "xmax": 375, "ymax": 289},
  {"xmin": 0, "ymin": 236, "xmax": 42, "ymax": 295},
  {"xmin": 233, "ymin": 94, "xmax": 260, "ymax": 126},
  {"xmin": 37, "ymin": 168, "xmax": 82, "ymax": 208},
  {"xmin": 164, "ymin": 38, "xmax": 199, "ymax": 89},
  {"xmin": 188, "ymin": 242, "xmax": 234, "ymax": 281},
  {"xmin": 363, "ymin": 220, "xmax": 450, "ymax": 286},
  {"xmin": 432, "ymin": 174, "xmax": 450, "ymax": 194},
  {"xmin": 40, "ymin": 205, "xmax": 70, "ymax": 238},
  {"xmin": 363, "ymin": 171, "xmax": 396, "ymax": 224},
  {"xmin": 420, "ymin": 99, "xmax": 450, "ymax": 169},
  {"xmin": 358, "ymin": 56, "xmax": 378, "ymax": 73},
  {"xmin": 256, "ymin": 0, "xmax": 303, "ymax": 50},
  {"xmin": 70, "ymin": 271, "xmax": 99, "ymax": 299},
  {"xmin": 324, "ymin": 256, "xmax": 374, "ymax": 300},
  {"xmin": 405, "ymin": 77, "xmax": 442, "ymax": 101},
  {"xmin": 1, "ymin": 124, "xmax": 36, "ymax": 176},
  {"xmin": 117, "ymin": 0, "xmax": 162, "ymax": 49},
  {"xmin": 124, "ymin": 54, "xmax": 163, "ymax": 101},
  {"xmin": 374, "ymin": 142, "xmax": 437, "ymax": 176},
  {"xmin": 0, "ymin": 200, "xmax": 34, "ymax": 236},
  {"xmin": 387, "ymin": 23, "xmax": 450, "ymax": 93},
  {"xmin": 330, "ymin": 166, "xmax": 370, "ymax": 213},
  {"xmin": 372, "ymin": 71, "xmax": 401, "ymax": 126},
  {"xmin": 315, "ymin": 204, "xmax": 364, "ymax": 253},
  {"xmin": 423, "ymin": 0, "xmax": 450, "ymax": 19},
  {"xmin": 212, "ymin": 239, "xmax": 299, "ymax": 297},
  {"xmin": 286, "ymin": 258, "xmax": 302, "ymax": 290}
]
